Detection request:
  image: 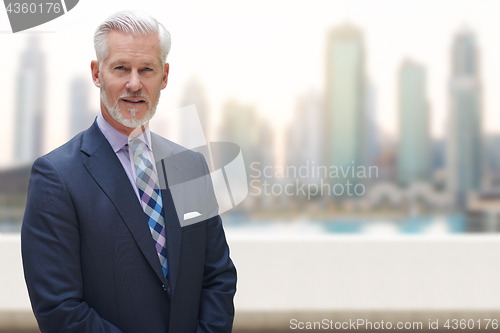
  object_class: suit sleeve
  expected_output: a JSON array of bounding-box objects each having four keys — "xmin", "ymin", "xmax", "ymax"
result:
[
  {"xmin": 21, "ymin": 156, "xmax": 124, "ymax": 333},
  {"xmin": 195, "ymin": 153, "xmax": 238, "ymax": 333}
]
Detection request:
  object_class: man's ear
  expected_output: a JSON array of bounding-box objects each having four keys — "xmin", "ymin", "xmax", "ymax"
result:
[
  {"xmin": 161, "ymin": 63, "xmax": 169, "ymax": 90},
  {"xmin": 91, "ymin": 60, "xmax": 101, "ymax": 88}
]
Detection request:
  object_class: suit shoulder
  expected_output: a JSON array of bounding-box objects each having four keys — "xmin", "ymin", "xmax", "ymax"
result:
[
  {"xmin": 37, "ymin": 121, "xmax": 104, "ymax": 170},
  {"xmin": 33, "ymin": 120, "xmax": 105, "ymax": 179},
  {"xmin": 39, "ymin": 132, "xmax": 84, "ymax": 166}
]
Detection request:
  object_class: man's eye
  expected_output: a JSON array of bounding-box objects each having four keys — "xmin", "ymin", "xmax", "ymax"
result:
[
  {"xmin": 115, "ymin": 66, "xmax": 125, "ymax": 70},
  {"xmin": 144, "ymin": 68, "xmax": 153, "ymax": 71}
]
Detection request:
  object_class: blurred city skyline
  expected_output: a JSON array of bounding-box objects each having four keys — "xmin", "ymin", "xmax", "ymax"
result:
[
  {"xmin": 1, "ymin": 18, "xmax": 496, "ymax": 169},
  {"xmin": 0, "ymin": 27, "xmax": 484, "ymax": 145},
  {"xmin": 3, "ymin": 0, "xmax": 500, "ymax": 168},
  {"xmin": 4, "ymin": 1, "xmax": 500, "ymax": 234}
]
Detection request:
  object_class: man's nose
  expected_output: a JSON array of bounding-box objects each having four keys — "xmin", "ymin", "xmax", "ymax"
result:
[{"xmin": 126, "ymin": 71, "xmax": 142, "ymax": 91}]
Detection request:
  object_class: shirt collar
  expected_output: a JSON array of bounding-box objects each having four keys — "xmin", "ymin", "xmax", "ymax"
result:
[{"xmin": 96, "ymin": 110, "xmax": 153, "ymax": 153}]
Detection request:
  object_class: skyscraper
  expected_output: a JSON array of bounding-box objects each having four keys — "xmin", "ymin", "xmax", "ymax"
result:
[
  {"xmin": 219, "ymin": 99, "xmax": 259, "ymax": 176},
  {"xmin": 325, "ymin": 24, "xmax": 366, "ymax": 192},
  {"xmin": 397, "ymin": 60, "xmax": 430, "ymax": 187},
  {"xmin": 365, "ymin": 81, "xmax": 380, "ymax": 168},
  {"xmin": 447, "ymin": 27, "xmax": 483, "ymax": 207},
  {"xmin": 69, "ymin": 77, "xmax": 95, "ymax": 138},
  {"xmin": 14, "ymin": 36, "xmax": 46, "ymax": 163},
  {"xmin": 179, "ymin": 78, "xmax": 211, "ymax": 141},
  {"xmin": 286, "ymin": 91, "xmax": 323, "ymax": 180}
]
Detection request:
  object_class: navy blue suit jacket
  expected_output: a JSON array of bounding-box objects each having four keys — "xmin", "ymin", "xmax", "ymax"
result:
[{"xmin": 21, "ymin": 121, "xmax": 237, "ymax": 333}]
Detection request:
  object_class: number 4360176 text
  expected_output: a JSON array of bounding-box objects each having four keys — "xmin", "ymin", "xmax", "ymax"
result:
[
  {"xmin": 444, "ymin": 319, "xmax": 498, "ymax": 330},
  {"xmin": 6, "ymin": 3, "xmax": 62, "ymax": 14}
]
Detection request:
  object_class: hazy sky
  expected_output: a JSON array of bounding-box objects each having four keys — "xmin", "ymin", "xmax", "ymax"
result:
[{"xmin": 1, "ymin": 0, "xmax": 500, "ymax": 166}]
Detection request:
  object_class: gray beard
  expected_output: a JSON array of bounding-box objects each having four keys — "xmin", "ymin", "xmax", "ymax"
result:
[{"xmin": 100, "ymin": 84, "xmax": 160, "ymax": 128}]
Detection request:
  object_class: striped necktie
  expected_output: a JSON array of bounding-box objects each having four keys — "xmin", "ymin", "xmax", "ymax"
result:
[{"xmin": 129, "ymin": 138, "xmax": 168, "ymax": 278}]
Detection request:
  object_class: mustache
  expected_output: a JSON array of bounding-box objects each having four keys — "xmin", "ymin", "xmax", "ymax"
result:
[{"xmin": 118, "ymin": 92, "xmax": 151, "ymax": 104}]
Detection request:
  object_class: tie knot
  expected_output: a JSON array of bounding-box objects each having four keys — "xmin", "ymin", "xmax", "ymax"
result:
[
  {"xmin": 129, "ymin": 138, "xmax": 146, "ymax": 160},
  {"xmin": 129, "ymin": 138, "xmax": 143, "ymax": 150}
]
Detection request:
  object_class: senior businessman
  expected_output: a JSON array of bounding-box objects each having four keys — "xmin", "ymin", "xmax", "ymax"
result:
[{"xmin": 21, "ymin": 10, "xmax": 237, "ymax": 333}]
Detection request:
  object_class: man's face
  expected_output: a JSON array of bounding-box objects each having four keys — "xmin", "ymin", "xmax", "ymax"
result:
[{"xmin": 91, "ymin": 31, "xmax": 169, "ymax": 133}]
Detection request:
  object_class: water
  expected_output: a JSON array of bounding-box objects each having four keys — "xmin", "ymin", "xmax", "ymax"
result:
[
  {"xmin": 0, "ymin": 220, "xmax": 21, "ymax": 233},
  {"xmin": 221, "ymin": 214, "xmax": 466, "ymax": 235},
  {"xmin": 0, "ymin": 215, "xmax": 467, "ymax": 235}
]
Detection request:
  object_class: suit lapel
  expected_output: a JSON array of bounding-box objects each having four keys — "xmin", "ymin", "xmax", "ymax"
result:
[{"xmin": 81, "ymin": 122, "xmax": 167, "ymax": 286}]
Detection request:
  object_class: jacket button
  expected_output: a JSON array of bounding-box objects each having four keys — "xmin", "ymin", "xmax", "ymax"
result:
[{"xmin": 162, "ymin": 284, "xmax": 167, "ymax": 291}]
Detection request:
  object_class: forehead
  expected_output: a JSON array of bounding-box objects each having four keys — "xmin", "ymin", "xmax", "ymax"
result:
[{"xmin": 105, "ymin": 30, "xmax": 161, "ymax": 66}]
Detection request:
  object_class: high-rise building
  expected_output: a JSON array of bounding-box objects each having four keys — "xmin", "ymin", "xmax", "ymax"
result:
[
  {"xmin": 325, "ymin": 24, "xmax": 366, "ymax": 193},
  {"xmin": 286, "ymin": 91, "xmax": 324, "ymax": 181},
  {"xmin": 179, "ymin": 78, "xmax": 211, "ymax": 141},
  {"xmin": 219, "ymin": 99, "xmax": 259, "ymax": 176},
  {"xmin": 447, "ymin": 28, "xmax": 483, "ymax": 207},
  {"xmin": 397, "ymin": 60, "xmax": 430, "ymax": 187},
  {"xmin": 365, "ymin": 81, "xmax": 380, "ymax": 168},
  {"xmin": 69, "ymin": 77, "xmax": 95, "ymax": 138},
  {"xmin": 483, "ymin": 134, "xmax": 500, "ymax": 188},
  {"xmin": 14, "ymin": 36, "xmax": 46, "ymax": 163}
]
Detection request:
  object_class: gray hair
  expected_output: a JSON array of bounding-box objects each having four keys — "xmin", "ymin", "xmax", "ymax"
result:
[{"xmin": 94, "ymin": 10, "xmax": 171, "ymax": 69}]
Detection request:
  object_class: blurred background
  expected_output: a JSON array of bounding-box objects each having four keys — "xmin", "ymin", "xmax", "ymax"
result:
[
  {"xmin": 3, "ymin": 0, "xmax": 500, "ymax": 234},
  {"xmin": 1, "ymin": 0, "xmax": 500, "ymax": 331}
]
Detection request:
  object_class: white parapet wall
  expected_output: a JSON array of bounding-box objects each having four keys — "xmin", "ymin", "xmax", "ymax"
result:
[
  {"xmin": 229, "ymin": 233, "xmax": 500, "ymax": 330},
  {"xmin": 0, "ymin": 233, "xmax": 35, "ymax": 329},
  {"xmin": 1, "ymin": 232, "xmax": 500, "ymax": 330}
]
